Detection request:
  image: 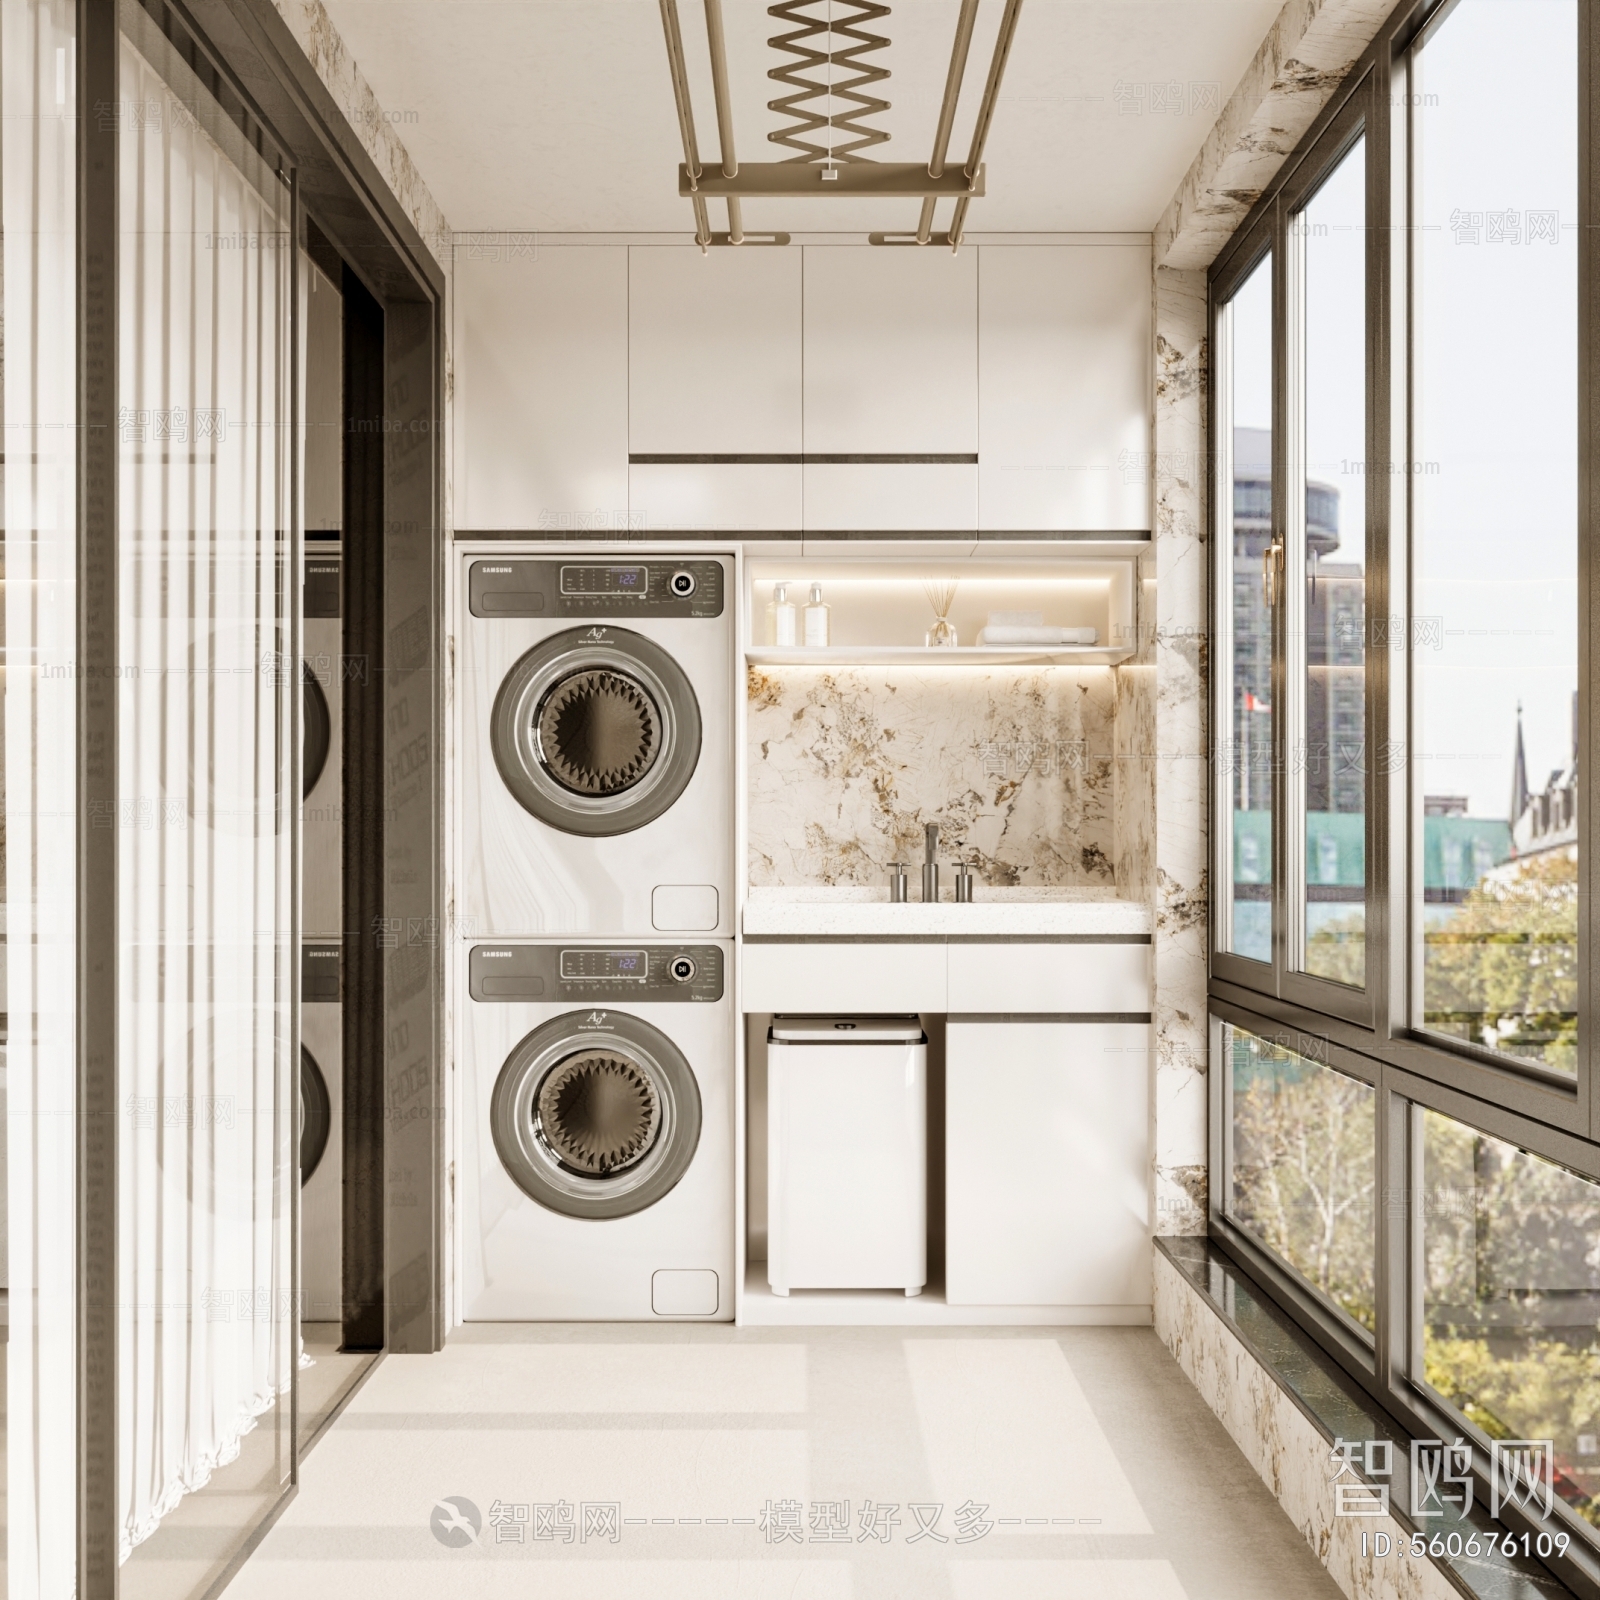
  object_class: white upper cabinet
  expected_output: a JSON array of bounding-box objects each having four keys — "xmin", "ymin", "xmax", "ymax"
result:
[
  {"xmin": 978, "ymin": 245, "xmax": 1152, "ymax": 533},
  {"xmin": 453, "ymin": 245, "xmax": 628, "ymax": 532},
  {"xmin": 629, "ymin": 247, "xmax": 802, "ymax": 531},
  {"xmin": 450, "ymin": 240, "xmax": 1152, "ymax": 536},
  {"xmin": 802, "ymin": 246, "xmax": 978, "ymax": 453},
  {"xmin": 630, "ymin": 247, "xmax": 802, "ymax": 452}
]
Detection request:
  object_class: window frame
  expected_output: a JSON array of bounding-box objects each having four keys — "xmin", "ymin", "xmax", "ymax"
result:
[
  {"xmin": 1210, "ymin": 993, "xmax": 1600, "ymax": 1590},
  {"xmin": 1207, "ymin": 0, "xmax": 1594, "ymax": 1144},
  {"xmin": 1211, "ymin": 219, "xmax": 1278, "ymax": 984},
  {"xmin": 1210, "ymin": 77, "xmax": 1381, "ymax": 1030},
  {"xmin": 1207, "ymin": 1, "xmax": 1600, "ymax": 1583}
]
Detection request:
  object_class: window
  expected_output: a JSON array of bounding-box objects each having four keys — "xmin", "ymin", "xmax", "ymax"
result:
[
  {"xmin": 1412, "ymin": 0, "xmax": 1579, "ymax": 1074},
  {"xmin": 1206, "ymin": 1, "xmax": 1599, "ymax": 1573},
  {"xmin": 1293, "ymin": 138, "xmax": 1367, "ymax": 987},
  {"xmin": 1217, "ymin": 253, "xmax": 1275, "ymax": 964},
  {"xmin": 1226, "ymin": 1024, "xmax": 1376, "ymax": 1332},
  {"xmin": 1419, "ymin": 1109, "xmax": 1600, "ymax": 1531}
]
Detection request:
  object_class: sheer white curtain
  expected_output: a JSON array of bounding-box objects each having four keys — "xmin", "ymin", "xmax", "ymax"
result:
[
  {"xmin": 116, "ymin": 17, "xmax": 295, "ymax": 1560},
  {"xmin": 3, "ymin": 0, "xmax": 79, "ymax": 1592}
]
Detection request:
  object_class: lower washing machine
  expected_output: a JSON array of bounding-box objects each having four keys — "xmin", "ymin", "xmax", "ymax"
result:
[
  {"xmin": 300, "ymin": 941, "xmax": 342, "ymax": 1322},
  {"xmin": 460, "ymin": 940, "xmax": 734, "ymax": 1321}
]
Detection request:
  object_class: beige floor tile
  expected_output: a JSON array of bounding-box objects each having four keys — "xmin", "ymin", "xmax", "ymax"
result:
[
  {"xmin": 220, "ymin": 1327, "xmax": 1343, "ymax": 1600},
  {"xmin": 296, "ymin": 1425, "xmax": 809, "ymax": 1523},
  {"xmin": 348, "ymin": 1339, "xmax": 808, "ymax": 1414},
  {"xmin": 949, "ymin": 1560, "xmax": 1190, "ymax": 1600},
  {"xmin": 903, "ymin": 1338, "xmax": 1154, "ymax": 1534},
  {"xmin": 227, "ymin": 1557, "xmax": 854, "ymax": 1600}
]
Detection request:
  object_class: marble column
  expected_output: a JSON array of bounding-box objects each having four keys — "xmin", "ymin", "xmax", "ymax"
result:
[{"xmin": 1152, "ymin": 265, "xmax": 1210, "ymax": 1235}]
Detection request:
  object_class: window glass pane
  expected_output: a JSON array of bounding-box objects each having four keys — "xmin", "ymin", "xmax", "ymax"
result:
[
  {"xmin": 1223, "ymin": 256, "xmax": 1274, "ymax": 962},
  {"xmin": 1413, "ymin": 0, "xmax": 1578, "ymax": 1072},
  {"xmin": 1420, "ymin": 1109, "xmax": 1600, "ymax": 1536},
  {"xmin": 1297, "ymin": 140, "xmax": 1366, "ymax": 986},
  {"xmin": 1227, "ymin": 1023, "xmax": 1375, "ymax": 1331}
]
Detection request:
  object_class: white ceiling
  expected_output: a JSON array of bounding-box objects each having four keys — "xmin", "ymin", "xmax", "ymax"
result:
[{"xmin": 318, "ymin": 0, "xmax": 1283, "ymax": 234}]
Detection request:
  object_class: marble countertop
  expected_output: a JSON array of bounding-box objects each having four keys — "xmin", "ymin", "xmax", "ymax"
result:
[{"xmin": 743, "ymin": 886, "xmax": 1152, "ymax": 938}]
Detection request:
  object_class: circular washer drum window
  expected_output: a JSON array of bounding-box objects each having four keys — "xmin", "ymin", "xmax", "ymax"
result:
[
  {"xmin": 491, "ymin": 1011, "xmax": 702, "ymax": 1220},
  {"xmin": 491, "ymin": 627, "xmax": 702, "ymax": 837}
]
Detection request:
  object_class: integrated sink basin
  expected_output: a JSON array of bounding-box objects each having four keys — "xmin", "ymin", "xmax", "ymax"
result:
[{"xmin": 742, "ymin": 885, "xmax": 1152, "ymax": 939}]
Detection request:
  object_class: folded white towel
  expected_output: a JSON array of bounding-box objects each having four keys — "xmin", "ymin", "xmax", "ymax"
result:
[
  {"xmin": 978, "ymin": 625, "xmax": 1097, "ymax": 646},
  {"xmin": 985, "ymin": 610, "xmax": 1045, "ymax": 628}
]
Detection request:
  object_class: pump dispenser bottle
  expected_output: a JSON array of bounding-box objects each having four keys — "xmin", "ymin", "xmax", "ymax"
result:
[
  {"xmin": 767, "ymin": 582, "xmax": 797, "ymax": 646},
  {"xmin": 803, "ymin": 582, "xmax": 831, "ymax": 647}
]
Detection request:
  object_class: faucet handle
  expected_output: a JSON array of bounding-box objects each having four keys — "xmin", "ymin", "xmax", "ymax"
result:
[{"xmin": 889, "ymin": 862, "xmax": 909, "ymax": 903}]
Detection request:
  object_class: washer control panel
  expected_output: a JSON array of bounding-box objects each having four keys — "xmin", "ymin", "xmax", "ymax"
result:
[
  {"xmin": 469, "ymin": 560, "xmax": 724, "ymax": 619},
  {"xmin": 470, "ymin": 943, "xmax": 723, "ymax": 1003}
]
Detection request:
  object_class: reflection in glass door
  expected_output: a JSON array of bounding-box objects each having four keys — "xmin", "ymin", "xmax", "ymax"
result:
[{"xmin": 115, "ymin": 3, "xmax": 297, "ymax": 1591}]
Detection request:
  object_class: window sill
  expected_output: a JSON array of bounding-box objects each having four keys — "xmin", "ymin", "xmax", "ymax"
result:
[{"xmin": 1155, "ymin": 1236, "xmax": 1592, "ymax": 1600}]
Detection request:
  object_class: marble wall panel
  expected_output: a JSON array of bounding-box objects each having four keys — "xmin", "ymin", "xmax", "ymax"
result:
[
  {"xmin": 1153, "ymin": 266, "xmax": 1211, "ymax": 1235},
  {"xmin": 1155, "ymin": 1252, "xmax": 1464, "ymax": 1600},
  {"xmin": 747, "ymin": 665, "xmax": 1121, "ymax": 887},
  {"xmin": 1114, "ymin": 553, "xmax": 1157, "ymax": 900},
  {"xmin": 1154, "ymin": 0, "xmax": 1399, "ymax": 272}
]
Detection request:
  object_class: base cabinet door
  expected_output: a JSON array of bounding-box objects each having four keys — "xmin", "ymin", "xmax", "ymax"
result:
[{"xmin": 945, "ymin": 1021, "xmax": 1150, "ymax": 1306}]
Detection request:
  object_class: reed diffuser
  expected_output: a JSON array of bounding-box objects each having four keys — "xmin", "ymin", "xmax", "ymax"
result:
[{"xmin": 923, "ymin": 576, "xmax": 960, "ymax": 648}]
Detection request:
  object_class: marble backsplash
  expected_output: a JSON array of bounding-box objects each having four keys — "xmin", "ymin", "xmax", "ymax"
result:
[{"xmin": 747, "ymin": 664, "xmax": 1154, "ymax": 892}]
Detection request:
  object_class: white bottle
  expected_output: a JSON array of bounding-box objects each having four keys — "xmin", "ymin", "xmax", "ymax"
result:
[
  {"xmin": 767, "ymin": 582, "xmax": 797, "ymax": 646},
  {"xmin": 804, "ymin": 582, "xmax": 831, "ymax": 647}
]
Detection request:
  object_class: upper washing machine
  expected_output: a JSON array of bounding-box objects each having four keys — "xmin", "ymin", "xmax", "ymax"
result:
[{"xmin": 459, "ymin": 552, "xmax": 734, "ymax": 939}]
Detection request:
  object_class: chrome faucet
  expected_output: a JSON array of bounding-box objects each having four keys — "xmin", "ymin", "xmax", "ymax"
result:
[{"xmin": 922, "ymin": 822, "xmax": 940, "ymax": 904}]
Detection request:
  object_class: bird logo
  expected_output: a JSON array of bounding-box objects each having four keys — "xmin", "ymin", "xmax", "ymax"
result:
[{"xmin": 430, "ymin": 1495, "xmax": 481, "ymax": 1547}]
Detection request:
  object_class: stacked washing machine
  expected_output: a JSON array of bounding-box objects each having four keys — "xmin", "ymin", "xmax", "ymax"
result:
[
  {"xmin": 301, "ymin": 546, "xmax": 343, "ymax": 1323},
  {"xmin": 457, "ymin": 552, "xmax": 736, "ymax": 1321}
]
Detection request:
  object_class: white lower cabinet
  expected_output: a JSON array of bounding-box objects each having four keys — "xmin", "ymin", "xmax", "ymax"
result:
[{"xmin": 945, "ymin": 1020, "xmax": 1151, "ymax": 1307}]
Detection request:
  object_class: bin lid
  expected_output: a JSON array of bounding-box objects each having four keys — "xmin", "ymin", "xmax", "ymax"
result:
[{"xmin": 769, "ymin": 1015, "xmax": 925, "ymax": 1043}]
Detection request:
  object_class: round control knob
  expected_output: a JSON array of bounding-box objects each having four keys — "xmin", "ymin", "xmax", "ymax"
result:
[
  {"xmin": 668, "ymin": 954, "xmax": 697, "ymax": 984},
  {"xmin": 669, "ymin": 569, "xmax": 696, "ymax": 598}
]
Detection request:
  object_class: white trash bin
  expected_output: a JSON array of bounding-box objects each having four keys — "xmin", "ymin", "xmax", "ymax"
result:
[{"xmin": 766, "ymin": 1015, "xmax": 927, "ymax": 1296}]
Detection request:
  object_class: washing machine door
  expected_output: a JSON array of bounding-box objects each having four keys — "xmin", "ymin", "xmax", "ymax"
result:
[
  {"xmin": 490, "ymin": 627, "xmax": 702, "ymax": 837},
  {"xmin": 300, "ymin": 1045, "xmax": 332, "ymax": 1184},
  {"xmin": 490, "ymin": 1010, "xmax": 702, "ymax": 1220}
]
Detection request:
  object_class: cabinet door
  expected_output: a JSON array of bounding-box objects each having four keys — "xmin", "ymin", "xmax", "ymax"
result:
[
  {"xmin": 629, "ymin": 245, "xmax": 803, "ymax": 531},
  {"xmin": 945, "ymin": 1021, "xmax": 1150, "ymax": 1306},
  {"xmin": 977, "ymin": 245, "xmax": 1151, "ymax": 532},
  {"xmin": 453, "ymin": 246, "xmax": 627, "ymax": 530},
  {"xmin": 630, "ymin": 246, "xmax": 801, "ymax": 452},
  {"xmin": 946, "ymin": 942, "xmax": 1151, "ymax": 1014},
  {"xmin": 740, "ymin": 942, "xmax": 947, "ymax": 1013},
  {"xmin": 802, "ymin": 246, "xmax": 977, "ymax": 452}
]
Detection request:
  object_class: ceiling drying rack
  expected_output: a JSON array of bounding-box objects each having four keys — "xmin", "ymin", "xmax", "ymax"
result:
[{"xmin": 656, "ymin": 0, "xmax": 1026, "ymax": 251}]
